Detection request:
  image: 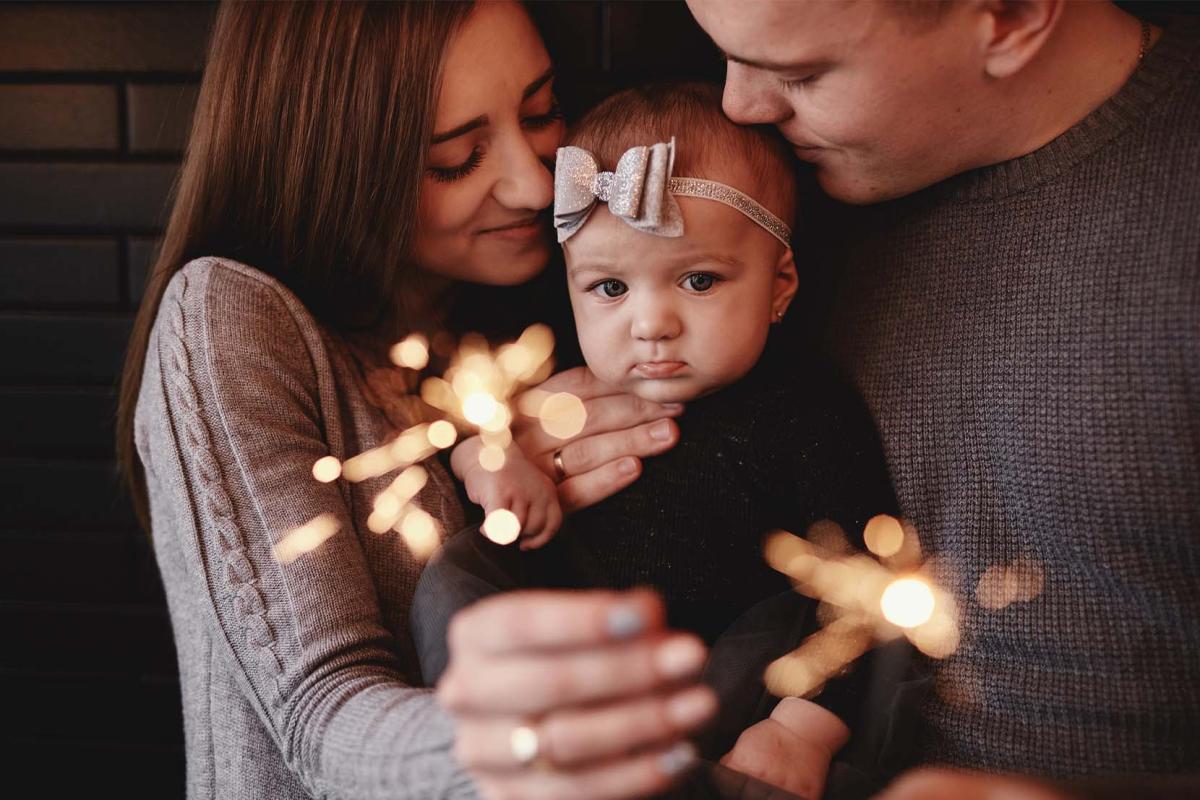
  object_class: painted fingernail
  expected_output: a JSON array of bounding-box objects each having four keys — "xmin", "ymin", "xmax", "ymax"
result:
[
  {"xmin": 607, "ymin": 603, "xmax": 646, "ymax": 639},
  {"xmin": 618, "ymin": 457, "xmax": 639, "ymax": 476},
  {"xmin": 650, "ymin": 420, "xmax": 673, "ymax": 441},
  {"xmin": 666, "ymin": 688, "xmax": 716, "ymax": 728},
  {"xmin": 656, "ymin": 636, "xmax": 705, "ymax": 679},
  {"xmin": 658, "ymin": 741, "xmax": 698, "ymax": 776}
]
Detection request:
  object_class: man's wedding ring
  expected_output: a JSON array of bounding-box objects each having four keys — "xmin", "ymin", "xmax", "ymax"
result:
[
  {"xmin": 510, "ymin": 723, "xmax": 542, "ymax": 768},
  {"xmin": 552, "ymin": 449, "xmax": 567, "ymax": 482}
]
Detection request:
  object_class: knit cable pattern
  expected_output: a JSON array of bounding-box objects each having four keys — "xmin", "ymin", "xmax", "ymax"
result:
[{"xmin": 163, "ymin": 272, "xmax": 284, "ymax": 696}]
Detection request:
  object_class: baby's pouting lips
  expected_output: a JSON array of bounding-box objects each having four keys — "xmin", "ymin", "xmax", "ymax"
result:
[{"xmin": 632, "ymin": 360, "xmax": 687, "ymax": 379}]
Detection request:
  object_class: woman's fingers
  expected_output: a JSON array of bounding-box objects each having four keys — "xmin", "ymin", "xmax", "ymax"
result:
[
  {"xmin": 446, "ymin": 588, "xmax": 666, "ymax": 657},
  {"xmin": 455, "ymin": 686, "xmax": 717, "ymax": 772},
  {"xmin": 440, "ymin": 633, "xmax": 707, "ymax": 716},
  {"xmin": 545, "ymin": 419, "xmax": 678, "ymax": 481},
  {"xmin": 472, "ymin": 740, "xmax": 699, "ymax": 800},
  {"xmin": 557, "ymin": 456, "xmax": 641, "ymax": 514}
]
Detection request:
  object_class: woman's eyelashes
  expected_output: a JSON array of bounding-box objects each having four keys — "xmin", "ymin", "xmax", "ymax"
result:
[
  {"xmin": 429, "ymin": 147, "xmax": 485, "ymax": 183},
  {"xmin": 522, "ymin": 99, "xmax": 564, "ymax": 130}
]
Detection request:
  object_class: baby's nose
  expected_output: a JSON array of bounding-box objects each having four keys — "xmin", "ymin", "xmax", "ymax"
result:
[{"xmin": 631, "ymin": 303, "xmax": 682, "ymax": 341}]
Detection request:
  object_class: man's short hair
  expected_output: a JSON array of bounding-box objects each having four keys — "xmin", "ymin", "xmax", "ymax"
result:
[{"xmin": 565, "ymin": 81, "xmax": 797, "ymax": 226}]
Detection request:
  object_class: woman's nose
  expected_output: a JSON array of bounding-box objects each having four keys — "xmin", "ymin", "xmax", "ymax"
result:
[
  {"xmin": 631, "ymin": 300, "xmax": 682, "ymax": 342},
  {"xmin": 493, "ymin": 134, "xmax": 554, "ymax": 212},
  {"xmin": 722, "ymin": 63, "xmax": 789, "ymax": 126}
]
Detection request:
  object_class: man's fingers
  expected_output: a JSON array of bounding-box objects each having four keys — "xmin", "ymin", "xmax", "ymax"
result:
[
  {"xmin": 472, "ymin": 740, "xmax": 698, "ymax": 800},
  {"xmin": 439, "ymin": 633, "xmax": 707, "ymax": 715},
  {"xmin": 445, "ymin": 588, "xmax": 665, "ymax": 657},
  {"xmin": 517, "ymin": 394, "xmax": 682, "ymax": 459},
  {"xmin": 454, "ymin": 686, "xmax": 715, "ymax": 772},
  {"xmin": 557, "ymin": 456, "xmax": 642, "ymax": 514},
  {"xmin": 547, "ymin": 419, "xmax": 678, "ymax": 480}
]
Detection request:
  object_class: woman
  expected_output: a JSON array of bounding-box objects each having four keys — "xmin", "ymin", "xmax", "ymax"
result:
[{"xmin": 117, "ymin": 2, "xmax": 708, "ymax": 798}]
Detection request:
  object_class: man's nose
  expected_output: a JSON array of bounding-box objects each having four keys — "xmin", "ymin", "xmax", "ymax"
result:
[{"xmin": 722, "ymin": 62, "xmax": 789, "ymax": 126}]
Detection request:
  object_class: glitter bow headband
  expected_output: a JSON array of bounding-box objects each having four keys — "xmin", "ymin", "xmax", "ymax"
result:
[{"xmin": 553, "ymin": 137, "xmax": 791, "ymax": 248}]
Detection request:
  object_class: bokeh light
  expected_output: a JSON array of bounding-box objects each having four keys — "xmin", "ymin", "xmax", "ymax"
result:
[
  {"xmin": 311, "ymin": 456, "xmax": 341, "ymax": 483},
  {"xmin": 880, "ymin": 576, "xmax": 936, "ymax": 628},
  {"xmin": 482, "ymin": 508, "xmax": 520, "ymax": 545}
]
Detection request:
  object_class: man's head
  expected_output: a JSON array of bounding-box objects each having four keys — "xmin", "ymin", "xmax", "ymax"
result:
[
  {"xmin": 686, "ymin": 0, "xmax": 1069, "ymax": 203},
  {"xmin": 561, "ymin": 83, "xmax": 798, "ymax": 403}
]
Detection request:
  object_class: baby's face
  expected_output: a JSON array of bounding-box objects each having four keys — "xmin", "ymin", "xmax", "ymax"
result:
[{"xmin": 564, "ymin": 196, "xmax": 794, "ymax": 403}]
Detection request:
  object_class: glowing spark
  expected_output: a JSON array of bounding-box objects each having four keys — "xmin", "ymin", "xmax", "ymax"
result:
[
  {"xmin": 537, "ymin": 392, "xmax": 587, "ymax": 439},
  {"xmin": 463, "ymin": 392, "xmax": 500, "ymax": 426},
  {"xmin": 482, "ymin": 508, "xmax": 520, "ymax": 545},
  {"xmin": 426, "ymin": 420, "xmax": 458, "ymax": 449},
  {"xmin": 389, "ymin": 334, "xmax": 430, "ymax": 370},
  {"xmin": 399, "ymin": 507, "xmax": 440, "ymax": 559},
  {"xmin": 863, "ymin": 514, "xmax": 904, "ymax": 558},
  {"xmin": 274, "ymin": 514, "xmax": 339, "ymax": 564},
  {"xmin": 389, "ymin": 465, "xmax": 428, "ymax": 501},
  {"xmin": 976, "ymin": 558, "xmax": 1044, "ymax": 610},
  {"xmin": 880, "ymin": 576, "xmax": 936, "ymax": 628},
  {"xmin": 311, "ymin": 456, "xmax": 342, "ymax": 483},
  {"xmin": 478, "ymin": 444, "xmax": 507, "ymax": 472},
  {"xmin": 480, "ymin": 426, "xmax": 513, "ymax": 449}
]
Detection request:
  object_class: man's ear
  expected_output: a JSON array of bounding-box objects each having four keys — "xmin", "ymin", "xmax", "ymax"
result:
[
  {"xmin": 772, "ymin": 246, "xmax": 799, "ymax": 322},
  {"xmin": 977, "ymin": 0, "xmax": 1063, "ymax": 79}
]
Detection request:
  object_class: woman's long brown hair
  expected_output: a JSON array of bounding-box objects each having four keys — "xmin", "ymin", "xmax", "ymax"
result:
[{"xmin": 116, "ymin": 1, "xmax": 475, "ymax": 531}]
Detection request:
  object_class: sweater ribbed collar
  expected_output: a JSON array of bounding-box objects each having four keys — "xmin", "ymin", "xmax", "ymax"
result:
[{"xmin": 926, "ymin": 16, "xmax": 1200, "ymax": 204}]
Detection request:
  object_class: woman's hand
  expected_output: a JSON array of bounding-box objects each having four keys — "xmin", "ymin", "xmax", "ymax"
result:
[
  {"xmin": 438, "ymin": 588, "xmax": 717, "ymax": 800},
  {"xmin": 513, "ymin": 367, "xmax": 682, "ymax": 513}
]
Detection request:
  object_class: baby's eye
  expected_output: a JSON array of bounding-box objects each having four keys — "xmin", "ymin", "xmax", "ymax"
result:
[
  {"xmin": 683, "ymin": 273, "xmax": 719, "ymax": 293},
  {"xmin": 590, "ymin": 279, "xmax": 628, "ymax": 299}
]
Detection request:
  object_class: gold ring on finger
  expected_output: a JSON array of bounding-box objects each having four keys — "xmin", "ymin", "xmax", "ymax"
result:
[{"xmin": 552, "ymin": 449, "xmax": 568, "ymax": 483}]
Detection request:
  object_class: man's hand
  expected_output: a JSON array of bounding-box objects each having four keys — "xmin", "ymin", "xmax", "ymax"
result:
[{"xmin": 876, "ymin": 768, "xmax": 1071, "ymax": 800}]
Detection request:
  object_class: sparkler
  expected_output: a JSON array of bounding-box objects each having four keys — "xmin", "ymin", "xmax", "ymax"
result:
[
  {"xmin": 762, "ymin": 516, "xmax": 961, "ymax": 699},
  {"xmin": 278, "ymin": 324, "xmax": 584, "ymax": 563}
]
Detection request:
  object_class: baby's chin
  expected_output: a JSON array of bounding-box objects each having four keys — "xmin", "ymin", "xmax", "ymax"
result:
[{"xmin": 619, "ymin": 376, "xmax": 721, "ymax": 405}]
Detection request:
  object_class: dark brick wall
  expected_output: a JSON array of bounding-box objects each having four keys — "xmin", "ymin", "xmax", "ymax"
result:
[{"xmin": 0, "ymin": 3, "xmax": 717, "ymax": 797}]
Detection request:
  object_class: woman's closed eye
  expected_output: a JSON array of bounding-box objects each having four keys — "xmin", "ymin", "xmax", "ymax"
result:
[
  {"xmin": 587, "ymin": 278, "xmax": 628, "ymax": 299},
  {"xmin": 522, "ymin": 98, "xmax": 564, "ymax": 131},
  {"xmin": 681, "ymin": 272, "xmax": 722, "ymax": 293},
  {"xmin": 429, "ymin": 146, "xmax": 485, "ymax": 183}
]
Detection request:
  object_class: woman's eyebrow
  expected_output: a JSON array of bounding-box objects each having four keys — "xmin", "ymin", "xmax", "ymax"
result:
[
  {"xmin": 431, "ymin": 115, "xmax": 487, "ymax": 145},
  {"xmin": 522, "ymin": 67, "xmax": 555, "ymax": 100}
]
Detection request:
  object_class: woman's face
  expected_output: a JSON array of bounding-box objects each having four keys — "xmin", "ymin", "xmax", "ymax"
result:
[{"xmin": 413, "ymin": 0, "xmax": 565, "ymax": 286}]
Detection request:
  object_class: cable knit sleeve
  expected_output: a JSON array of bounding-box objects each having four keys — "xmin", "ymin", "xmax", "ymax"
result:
[{"xmin": 141, "ymin": 259, "xmax": 476, "ymax": 799}]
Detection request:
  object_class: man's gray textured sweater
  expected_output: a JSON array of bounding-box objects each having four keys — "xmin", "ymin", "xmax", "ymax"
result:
[
  {"xmin": 807, "ymin": 17, "xmax": 1200, "ymax": 783},
  {"xmin": 136, "ymin": 258, "xmax": 475, "ymax": 799}
]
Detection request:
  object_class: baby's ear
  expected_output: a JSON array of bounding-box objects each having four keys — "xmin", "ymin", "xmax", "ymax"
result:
[{"xmin": 772, "ymin": 247, "xmax": 799, "ymax": 320}]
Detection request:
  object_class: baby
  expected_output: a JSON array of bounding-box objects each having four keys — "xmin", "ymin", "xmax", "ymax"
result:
[{"xmin": 415, "ymin": 83, "xmax": 897, "ymax": 795}]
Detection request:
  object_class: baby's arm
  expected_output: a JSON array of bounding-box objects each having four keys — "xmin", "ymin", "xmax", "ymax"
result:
[
  {"xmin": 450, "ymin": 435, "xmax": 563, "ymax": 549},
  {"xmin": 721, "ymin": 697, "xmax": 850, "ymax": 800}
]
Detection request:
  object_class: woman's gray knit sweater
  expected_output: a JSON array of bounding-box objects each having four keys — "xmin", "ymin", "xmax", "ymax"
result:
[{"xmin": 135, "ymin": 258, "xmax": 476, "ymax": 799}]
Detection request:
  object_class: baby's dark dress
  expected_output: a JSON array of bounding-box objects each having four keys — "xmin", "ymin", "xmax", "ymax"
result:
[{"xmin": 412, "ymin": 339, "xmax": 901, "ymax": 771}]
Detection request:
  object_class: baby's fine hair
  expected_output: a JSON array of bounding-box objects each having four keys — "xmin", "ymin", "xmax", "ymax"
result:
[{"xmin": 565, "ymin": 81, "xmax": 797, "ymax": 226}]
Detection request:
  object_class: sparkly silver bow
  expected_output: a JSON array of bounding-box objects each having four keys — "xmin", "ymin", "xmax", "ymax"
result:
[
  {"xmin": 553, "ymin": 138, "xmax": 793, "ymax": 248},
  {"xmin": 554, "ymin": 139, "xmax": 685, "ymax": 243}
]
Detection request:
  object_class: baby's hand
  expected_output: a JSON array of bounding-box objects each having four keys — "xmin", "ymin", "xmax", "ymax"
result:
[
  {"xmin": 451, "ymin": 436, "xmax": 564, "ymax": 550},
  {"xmin": 720, "ymin": 697, "xmax": 849, "ymax": 800}
]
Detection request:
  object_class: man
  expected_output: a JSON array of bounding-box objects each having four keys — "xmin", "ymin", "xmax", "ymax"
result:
[{"xmin": 685, "ymin": 0, "xmax": 1200, "ymax": 798}]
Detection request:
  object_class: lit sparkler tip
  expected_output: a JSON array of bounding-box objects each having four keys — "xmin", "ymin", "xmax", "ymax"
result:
[
  {"xmin": 482, "ymin": 508, "xmax": 521, "ymax": 545},
  {"xmin": 462, "ymin": 391, "xmax": 500, "ymax": 427},
  {"xmin": 311, "ymin": 455, "xmax": 342, "ymax": 483},
  {"xmin": 390, "ymin": 334, "xmax": 430, "ymax": 370},
  {"xmin": 880, "ymin": 576, "xmax": 936, "ymax": 628},
  {"xmin": 274, "ymin": 513, "xmax": 339, "ymax": 564}
]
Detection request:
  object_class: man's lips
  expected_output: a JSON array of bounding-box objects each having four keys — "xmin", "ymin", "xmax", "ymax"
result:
[{"xmin": 633, "ymin": 361, "xmax": 686, "ymax": 379}]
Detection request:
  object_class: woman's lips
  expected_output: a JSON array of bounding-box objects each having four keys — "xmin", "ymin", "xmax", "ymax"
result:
[
  {"xmin": 633, "ymin": 361, "xmax": 686, "ymax": 379},
  {"xmin": 478, "ymin": 217, "xmax": 542, "ymax": 241}
]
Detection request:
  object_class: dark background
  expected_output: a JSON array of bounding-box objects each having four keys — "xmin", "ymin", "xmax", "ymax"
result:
[{"xmin": 0, "ymin": 1, "xmax": 1192, "ymax": 797}]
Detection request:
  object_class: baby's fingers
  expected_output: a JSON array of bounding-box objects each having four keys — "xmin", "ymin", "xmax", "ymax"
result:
[{"xmin": 520, "ymin": 499, "xmax": 563, "ymax": 551}]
